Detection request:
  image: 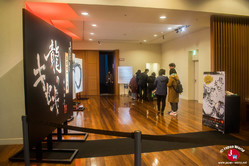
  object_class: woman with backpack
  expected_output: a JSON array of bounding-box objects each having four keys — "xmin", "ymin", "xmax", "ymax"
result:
[{"xmin": 167, "ymin": 68, "xmax": 180, "ymax": 116}]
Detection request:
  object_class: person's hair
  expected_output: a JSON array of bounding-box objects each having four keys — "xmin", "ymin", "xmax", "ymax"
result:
[
  {"xmin": 151, "ymin": 72, "xmax": 156, "ymax": 76},
  {"xmin": 169, "ymin": 63, "xmax": 176, "ymax": 67},
  {"xmin": 158, "ymin": 69, "xmax": 165, "ymax": 76},
  {"xmin": 145, "ymin": 69, "xmax": 149, "ymax": 72},
  {"xmin": 136, "ymin": 70, "xmax": 141, "ymax": 74},
  {"xmin": 169, "ymin": 68, "xmax": 177, "ymax": 75}
]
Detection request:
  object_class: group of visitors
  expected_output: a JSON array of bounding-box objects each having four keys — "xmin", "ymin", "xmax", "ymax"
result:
[{"xmin": 129, "ymin": 63, "xmax": 181, "ymax": 116}]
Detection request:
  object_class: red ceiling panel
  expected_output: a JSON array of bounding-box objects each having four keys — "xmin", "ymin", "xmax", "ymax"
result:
[
  {"xmin": 25, "ymin": 2, "xmax": 79, "ymax": 20},
  {"xmin": 25, "ymin": 2, "xmax": 80, "ymax": 40},
  {"xmin": 52, "ymin": 20, "xmax": 75, "ymax": 29}
]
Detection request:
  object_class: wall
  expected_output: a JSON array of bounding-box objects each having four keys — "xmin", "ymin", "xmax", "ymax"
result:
[
  {"xmin": 0, "ymin": 1, "xmax": 25, "ymax": 145},
  {"xmin": 73, "ymin": 41, "xmax": 162, "ymax": 94},
  {"xmin": 161, "ymin": 28, "xmax": 211, "ymax": 103}
]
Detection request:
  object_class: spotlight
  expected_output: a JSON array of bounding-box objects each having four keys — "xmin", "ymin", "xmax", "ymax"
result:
[{"xmin": 174, "ymin": 25, "xmax": 190, "ymax": 33}]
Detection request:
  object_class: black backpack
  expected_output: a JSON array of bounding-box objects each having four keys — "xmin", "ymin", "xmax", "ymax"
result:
[{"xmin": 173, "ymin": 79, "xmax": 183, "ymax": 93}]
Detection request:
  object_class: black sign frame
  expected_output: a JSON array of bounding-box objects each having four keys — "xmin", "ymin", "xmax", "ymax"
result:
[{"xmin": 23, "ymin": 9, "xmax": 73, "ymax": 147}]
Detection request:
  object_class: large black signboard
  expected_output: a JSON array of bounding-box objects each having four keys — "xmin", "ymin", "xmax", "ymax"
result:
[{"xmin": 23, "ymin": 9, "xmax": 73, "ymax": 147}]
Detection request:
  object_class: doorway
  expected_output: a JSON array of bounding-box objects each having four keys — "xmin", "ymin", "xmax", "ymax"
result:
[
  {"xmin": 194, "ymin": 61, "xmax": 199, "ymax": 101},
  {"xmin": 99, "ymin": 51, "xmax": 115, "ymax": 94},
  {"xmin": 188, "ymin": 50, "xmax": 199, "ymax": 101}
]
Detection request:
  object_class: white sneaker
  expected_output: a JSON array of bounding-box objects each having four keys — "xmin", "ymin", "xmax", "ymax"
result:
[{"xmin": 170, "ymin": 112, "xmax": 177, "ymax": 116}]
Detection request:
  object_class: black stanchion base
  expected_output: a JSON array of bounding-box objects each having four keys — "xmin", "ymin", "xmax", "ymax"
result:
[
  {"xmin": 52, "ymin": 132, "xmax": 89, "ymax": 142},
  {"xmin": 66, "ymin": 116, "xmax": 74, "ymax": 122},
  {"xmin": 77, "ymin": 97, "xmax": 89, "ymax": 100},
  {"xmin": 9, "ymin": 148, "xmax": 78, "ymax": 163},
  {"xmin": 73, "ymin": 107, "xmax": 85, "ymax": 111},
  {"xmin": 73, "ymin": 102, "xmax": 80, "ymax": 105}
]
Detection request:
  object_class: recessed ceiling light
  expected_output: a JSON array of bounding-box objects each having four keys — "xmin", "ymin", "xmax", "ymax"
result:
[
  {"xmin": 160, "ymin": 16, "xmax": 167, "ymax": 19},
  {"xmin": 154, "ymin": 34, "xmax": 158, "ymax": 37},
  {"xmin": 92, "ymin": 24, "xmax": 97, "ymax": 27},
  {"xmin": 143, "ymin": 40, "xmax": 147, "ymax": 42},
  {"xmin": 168, "ymin": 27, "xmax": 172, "ymax": 30},
  {"xmin": 89, "ymin": 39, "xmax": 93, "ymax": 41},
  {"xmin": 90, "ymin": 33, "xmax": 94, "ymax": 35},
  {"xmin": 81, "ymin": 12, "xmax": 89, "ymax": 16}
]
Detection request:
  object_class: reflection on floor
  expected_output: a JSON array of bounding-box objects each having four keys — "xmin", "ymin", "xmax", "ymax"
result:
[{"xmin": 1, "ymin": 95, "xmax": 249, "ymax": 166}]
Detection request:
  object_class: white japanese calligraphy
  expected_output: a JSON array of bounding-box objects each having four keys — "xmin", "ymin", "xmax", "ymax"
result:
[
  {"xmin": 44, "ymin": 40, "xmax": 61, "ymax": 74},
  {"xmin": 33, "ymin": 54, "xmax": 46, "ymax": 90},
  {"xmin": 44, "ymin": 83, "xmax": 52, "ymax": 105}
]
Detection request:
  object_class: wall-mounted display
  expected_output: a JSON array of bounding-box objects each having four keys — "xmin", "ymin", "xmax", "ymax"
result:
[
  {"xmin": 23, "ymin": 9, "xmax": 73, "ymax": 147},
  {"xmin": 118, "ymin": 66, "xmax": 133, "ymax": 84},
  {"xmin": 74, "ymin": 58, "xmax": 83, "ymax": 93},
  {"xmin": 203, "ymin": 72, "xmax": 225, "ymax": 133}
]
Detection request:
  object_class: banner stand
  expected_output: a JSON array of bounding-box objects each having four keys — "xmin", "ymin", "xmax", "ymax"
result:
[{"xmin": 9, "ymin": 116, "xmax": 79, "ymax": 164}]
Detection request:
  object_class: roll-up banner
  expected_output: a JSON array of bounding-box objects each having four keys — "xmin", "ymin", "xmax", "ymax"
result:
[{"xmin": 203, "ymin": 72, "xmax": 225, "ymax": 133}]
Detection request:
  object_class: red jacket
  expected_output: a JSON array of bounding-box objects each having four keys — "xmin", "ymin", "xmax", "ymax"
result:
[{"xmin": 129, "ymin": 76, "xmax": 138, "ymax": 93}]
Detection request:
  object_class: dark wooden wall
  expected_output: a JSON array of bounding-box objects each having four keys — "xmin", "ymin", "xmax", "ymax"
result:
[{"xmin": 211, "ymin": 15, "xmax": 249, "ymax": 122}]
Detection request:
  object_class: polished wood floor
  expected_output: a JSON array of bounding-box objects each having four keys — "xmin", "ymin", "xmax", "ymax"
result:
[{"xmin": 1, "ymin": 95, "xmax": 249, "ymax": 166}]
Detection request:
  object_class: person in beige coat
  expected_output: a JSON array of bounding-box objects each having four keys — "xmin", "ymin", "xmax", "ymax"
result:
[{"xmin": 167, "ymin": 68, "xmax": 180, "ymax": 116}]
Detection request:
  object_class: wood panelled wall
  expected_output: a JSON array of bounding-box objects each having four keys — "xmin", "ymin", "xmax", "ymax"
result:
[
  {"xmin": 73, "ymin": 50, "xmax": 100, "ymax": 96},
  {"xmin": 211, "ymin": 15, "xmax": 249, "ymax": 122}
]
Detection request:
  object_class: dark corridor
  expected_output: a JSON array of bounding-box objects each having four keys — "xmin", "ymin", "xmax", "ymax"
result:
[{"xmin": 99, "ymin": 51, "xmax": 114, "ymax": 94}]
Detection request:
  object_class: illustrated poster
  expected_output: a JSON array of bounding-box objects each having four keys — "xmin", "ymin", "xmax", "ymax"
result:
[{"xmin": 203, "ymin": 72, "xmax": 225, "ymax": 133}]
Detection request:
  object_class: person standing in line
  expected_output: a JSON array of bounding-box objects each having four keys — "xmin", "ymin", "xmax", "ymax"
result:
[
  {"xmin": 135, "ymin": 70, "xmax": 141, "ymax": 99},
  {"xmin": 138, "ymin": 69, "xmax": 149, "ymax": 100},
  {"xmin": 154, "ymin": 69, "xmax": 169, "ymax": 115},
  {"xmin": 167, "ymin": 68, "xmax": 180, "ymax": 116},
  {"xmin": 129, "ymin": 74, "xmax": 138, "ymax": 100},
  {"xmin": 169, "ymin": 63, "xmax": 176, "ymax": 69},
  {"xmin": 147, "ymin": 72, "xmax": 156, "ymax": 101}
]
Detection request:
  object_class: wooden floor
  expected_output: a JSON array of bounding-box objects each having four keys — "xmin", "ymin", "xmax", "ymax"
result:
[{"xmin": 1, "ymin": 95, "xmax": 249, "ymax": 166}]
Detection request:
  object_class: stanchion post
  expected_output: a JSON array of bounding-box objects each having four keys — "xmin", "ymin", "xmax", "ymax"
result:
[
  {"xmin": 57, "ymin": 127, "xmax": 62, "ymax": 141},
  {"xmin": 134, "ymin": 130, "xmax": 141, "ymax": 166},
  {"xmin": 22, "ymin": 116, "xmax": 30, "ymax": 166}
]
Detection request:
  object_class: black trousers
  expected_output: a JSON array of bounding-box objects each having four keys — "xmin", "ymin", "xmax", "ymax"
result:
[
  {"xmin": 170, "ymin": 102, "xmax": 178, "ymax": 112},
  {"xmin": 156, "ymin": 95, "xmax": 166, "ymax": 112},
  {"xmin": 139, "ymin": 85, "xmax": 147, "ymax": 100}
]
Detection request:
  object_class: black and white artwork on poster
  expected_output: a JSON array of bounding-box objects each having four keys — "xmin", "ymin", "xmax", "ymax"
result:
[
  {"xmin": 203, "ymin": 72, "xmax": 225, "ymax": 120},
  {"xmin": 74, "ymin": 58, "xmax": 83, "ymax": 93},
  {"xmin": 202, "ymin": 72, "xmax": 225, "ymax": 133}
]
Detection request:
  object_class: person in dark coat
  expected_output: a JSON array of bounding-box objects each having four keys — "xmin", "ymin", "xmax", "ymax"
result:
[
  {"xmin": 147, "ymin": 72, "xmax": 156, "ymax": 101},
  {"xmin": 135, "ymin": 70, "xmax": 141, "ymax": 99},
  {"xmin": 138, "ymin": 69, "xmax": 149, "ymax": 100},
  {"xmin": 167, "ymin": 68, "xmax": 180, "ymax": 116},
  {"xmin": 154, "ymin": 69, "xmax": 169, "ymax": 115},
  {"xmin": 129, "ymin": 74, "xmax": 138, "ymax": 100},
  {"xmin": 106, "ymin": 71, "xmax": 114, "ymax": 93}
]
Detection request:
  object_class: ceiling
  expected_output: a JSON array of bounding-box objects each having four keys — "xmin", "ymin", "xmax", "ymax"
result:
[{"xmin": 25, "ymin": 2, "xmax": 212, "ymax": 44}]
